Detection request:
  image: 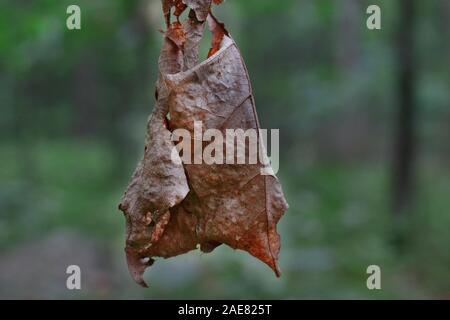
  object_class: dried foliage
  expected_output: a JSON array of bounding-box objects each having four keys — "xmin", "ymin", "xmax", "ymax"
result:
[{"xmin": 119, "ymin": 0, "xmax": 288, "ymax": 287}]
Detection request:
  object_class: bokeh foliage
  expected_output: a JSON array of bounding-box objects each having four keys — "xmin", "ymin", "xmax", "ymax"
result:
[{"xmin": 0, "ymin": 0, "xmax": 449, "ymax": 299}]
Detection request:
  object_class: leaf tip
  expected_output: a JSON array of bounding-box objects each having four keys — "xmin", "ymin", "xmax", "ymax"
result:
[
  {"xmin": 126, "ymin": 249, "xmax": 154, "ymax": 288},
  {"xmin": 274, "ymin": 266, "xmax": 282, "ymax": 278}
]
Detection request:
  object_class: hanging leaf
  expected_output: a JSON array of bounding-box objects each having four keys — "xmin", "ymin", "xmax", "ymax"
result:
[{"xmin": 119, "ymin": 0, "xmax": 288, "ymax": 287}]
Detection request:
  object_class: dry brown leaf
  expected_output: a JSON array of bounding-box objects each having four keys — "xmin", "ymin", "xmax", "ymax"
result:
[
  {"xmin": 182, "ymin": 9, "xmax": 206, "ymax": 70},
  {"xmin": 183, "ymin": 0, "xmax": 213, "ymax": 21},
  {"xmin": 119, "ymin": 0, "xmax": 288, "ymax": 287},
  {"xmin": 206, "ymin": 13, "xmax": 228, "ymax": 57}
]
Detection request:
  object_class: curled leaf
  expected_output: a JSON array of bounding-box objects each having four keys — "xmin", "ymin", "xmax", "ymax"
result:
[
  {"xmin": 120, "ymin": 0, "xmax": 288, "ymax": 287},
  {"xmin": 207, "ymin": 13, "xmax": 228, "ymax": 57},
  {"xmin": 183, "ymin": 0, "xmax": 213, "ymax": 21}
]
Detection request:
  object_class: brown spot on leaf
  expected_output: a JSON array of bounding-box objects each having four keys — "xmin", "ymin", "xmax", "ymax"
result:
[
  {"xmin": 174, "ymin": 0, "xmax": 188, "ymax": 18},
  {"xmin": 166, "ymin": 22, "xmax": 186, "ymax": 49},
  {"xmin": 207, "ymin": 13, "xmax": 229, "ymax": 58}
]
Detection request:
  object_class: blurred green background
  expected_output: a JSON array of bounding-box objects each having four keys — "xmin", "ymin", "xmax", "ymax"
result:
[{"xmin": 1, "ymin": 0, "xmax": 449, "ymax": 299}]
